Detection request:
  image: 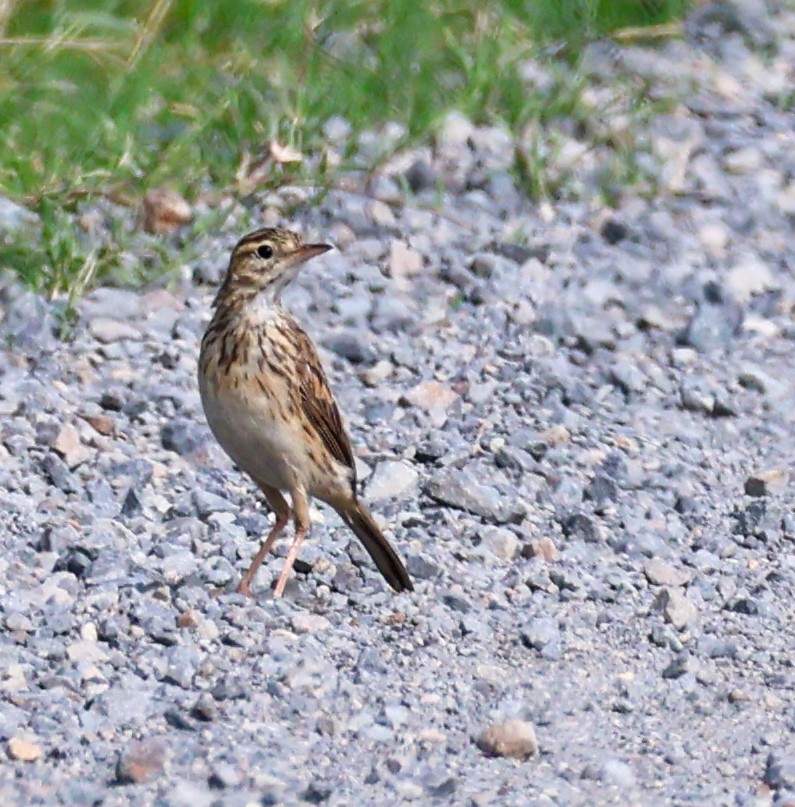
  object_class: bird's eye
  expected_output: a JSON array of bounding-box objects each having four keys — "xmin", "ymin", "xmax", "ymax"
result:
[{"xmin": 256, "ymin": 244, "xmax": 273, "ymax": 259}]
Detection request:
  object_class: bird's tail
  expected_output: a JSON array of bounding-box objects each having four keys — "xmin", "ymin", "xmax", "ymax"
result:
[{"xmin": 338, "ymin": 501, "xmax": 414, "ymax": 593}]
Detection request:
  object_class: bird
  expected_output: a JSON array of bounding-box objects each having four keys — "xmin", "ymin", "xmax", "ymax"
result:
[{"xmin": 198, "ymin": 226, "xmax": 414, "ymax": 598}]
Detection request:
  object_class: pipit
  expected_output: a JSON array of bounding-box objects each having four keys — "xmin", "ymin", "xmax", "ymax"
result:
[{"xmin": 198, "ymin": 227, "xmax": 414, "ymax": 598}]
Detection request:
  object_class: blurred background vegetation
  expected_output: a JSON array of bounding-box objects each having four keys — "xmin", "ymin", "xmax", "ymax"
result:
[{"xmin": 0, "ymin": 0, "xmax": 690, "ymax": 295}]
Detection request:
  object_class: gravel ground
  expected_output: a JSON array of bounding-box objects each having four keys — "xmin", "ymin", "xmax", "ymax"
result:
[{"xmin": 2, "ymin": 5, "xmax": 795, "ymax": 806}]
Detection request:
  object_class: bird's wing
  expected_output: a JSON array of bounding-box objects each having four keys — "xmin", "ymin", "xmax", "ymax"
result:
[{"xmin": 290, "ymin": 321, "xmax": 356, "ymax": 477}]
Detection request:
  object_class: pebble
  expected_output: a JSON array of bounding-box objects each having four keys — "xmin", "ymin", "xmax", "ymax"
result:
[
  {"xmin": 644, "ymin": 558, "xmax": 691, "ymax": 587},
  {"xmin": 0, "ymin": 195, "xmax": 39, "ymax": 231},
  {"xmin": 658, "ymin": 588, "xmax": 698, "ymax": 630},
  {"xmin": 88, "ymin": 318, "xmax": 140, "ymax": 343},
  {"xmin": 682, "ymin": 299, "xmax": 742, "ymax": 352},
  {"xmin": 388, "ymin": 240, "xmax": 424, "ymax": 283},
  {"xmin": 561, "ymin": 513, "xmax": 601, "ymax": 543},
  {"xmin": 366, "ymin": 461, "xmax": 420, "ymax": 501},
  {"xmin": 142, "ymin": 188, "xmax": 192, "ymax": 234},
  {"xmin": 479, "ymin": 526, "xmax": 519, "ymax": 561},
  {"xmin": 476, "ymin": 720, "xmax": 539, "ymax": 759},
  {"xmin": 400, "ymin": 380, "xmax": 458, "ymax": 413},
  {"xmin": 52, "ymin": 424, "xmax": 91, "ymax": 469},
  {"xmin": 521, "ymin": 616, "xmax": 561, "ymax": 658},
  {"xmin": 425, "ymin": 467, "xmax": 519, "ymax": 523},
  {"xmin": 116, "ymin": 737, "xmax": 167, "ymax": 784},
  {"xmin": 726, "ymin": 254, "xmax": 776, "ymax": 301},
  {"xmin": 662, "ymin": 652, "xmax": 699, "ymax": 680},
  {"xmin": 7, "ymin": 737, "xmax": 43, "ymax": 762},
  {"xmin": 765, "ymin": 753, "xmax": 795, "ymax": 791},
  {"xmin": 600, "ymin": 759, "xmax": 636, "ymax": 788},
  {"xmin": 745, "ymin": 469, "xmax": 789, "ymax": 497},
  {"xmin": 291, "ymin": 613, "xmax": 331, "ymax": 634},
  {"xmin": 161, "ymin": 420, "xmax": 207, "ymax": 456},
  {"xmin": 524, "ymin": 537, "xmax": 559, "ymax": 562}
]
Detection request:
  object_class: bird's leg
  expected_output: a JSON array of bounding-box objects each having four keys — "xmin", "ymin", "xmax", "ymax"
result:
[
  {"xmin": 237, "ymin": 484, "xmax": 290, "ymax": 598},
  {"xmin": 272, "ymin": 485, "xmax": 310, "ymax": 599}
]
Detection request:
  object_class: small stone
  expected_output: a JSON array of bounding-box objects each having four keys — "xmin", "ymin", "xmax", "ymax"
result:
[
  {"xmin": 600, "ymin": 218, "xmax": 628, "ymax": 245},
  {"xmin": 369, "ymin": 199, "xmax": 395, "ymax": 227},
  {"xmin": 730, "ymin": 597, "xmax": 759, "ymax": 615},
  {"xmin": 745, "ymin": 469, "xmax": 788, "ymax": 497},
  {"xmin": 7, "ymin": 737, "xmax": 42, "ymax": 762},
  {"xmin": 523, "ymin": 537, "xmax": 559, "ymax": 562},
  {"xmin": 121, "ymin": 488, "xmax": 143, "ymax": 518},
  {"xmin": 609, "ymin": 361, "xmax": 646, "ymax": 394},
  {"xmin": 89, "ymin": 318, "xmax": 140, "ymax": 343},
  {"xmin": 388, "ymin": 240, "xmax": 423, "ymax": 282},
  {"xmin": 599, "ymin": 759, "xmax": 636, "ymax": 788},
  {"xmin": 657, "ymin": 588, "xmax": 698, "ymax": 630},
  {"xmin": 405, "ymin": 160, "xmax": 437, "ymax": 193},
  {"xmin": 163, "ymin": 645, "xmax": 200, "ymax": 689},
  {"xmin": 143, "ymin": 188, "xmax": 192, "ymax": 234},
  {"xmin": 726, "ymin": 253, "xmax": 776, "ymax": 301},
  {"xmin": 561, "ymin": 513, "xmax": 601, "ymax": 543},
  {"xmin": 291, "ymin": 613, "xmax": 331, "ymax": 634},
  {"xmin": 682, "ymin": 292, "xmax": 742, "ymax": 352},
  {"xmin": 776, "ymin": 180, "xmax": 795, "ymax": 214},
  {"xmin": 479, "ymin": 526, "xmax": 518, "ymax": 561},
  {"xmin": 366, "ymin": 461, "xmax": 420, "ymax": 502},
  {"xmin": 194, "ymin": 489, "xmax": 236, "ymax": 517},
  {"xmin": 177, "ymin": 610, "xmax": 200, "ymax": 629},
  {"xmin": 0, "ymin": 195, "xmax": 39, "ymax": 231},
  {"xmin": 322, "ymin": 116, "xmax": 351, "ymax": 144},
  {"xmin": 698, "ymin": 222, "xmax": 728, "ymax": 257},
  {"xmin": 83, "ymin": 414, "xmax": 115, "ymax": 435},
  {"xmin": 67, "ymin": 639, "xmax": 108, "ymax": 663},
  {"xmin": 425, "ymin": 467, "xmax": 520, "ymax": 523},
  {"xmin": 52, "ymin": 424, "xmax": 91, "ymax": 469},
  {"xmin": 724, "ymin": 147, "xmax": 763, "ymax": 174},
  {"xmin": 662, "ymin": 652, "xmax": 698, "ymax": 679},
  {"xmin": 438, "ymin": 110, "xmax": 475, "ymax": 149},
  {"xmin": 738, "ymin": 365, "xmax": 787, "ymax": 399},
  {"xmin": 734, "ymin": 499, "xmax": 780, "ymax": 537},
  {"xmin": 401, "ymin": 380, "xmax": 458, "ymax": 413},
  {"xmin": 406, "ymin": 553, "xmax": 440, "ymax": 580},
  {"xmin": 476, "ymin": 719, "xmax": 538, "ymax": 759},
  {"xmin": 521, "ymin": 616, "xmax": 560, "ymax": 654},
  {"xmin": 100, "ymin": 390, "xmax": 126, "ymax": 411},
  {"xmin": 644, "ymin": 558, "xmax": 691, "ymax": 587},
  {"xmin": 81, "ymin": 622, "xmax": 98, "ymax": 642},
  {"xmin": 207, "ymin": 761, "xmax": 240, "ymax": 791},
  {"xmin": 191, "ymin": 694, "xmax": 217, "ymax": 722},
  {"xmin": 540, "ymin": 424, "xmax": 570, "ymax": 445},
  {"xmin": 5, "ymin": 612, "xmax": 34, "ymax": 632},
  {"xmin": 360, "ymin": 359, "xmax": 393, "ymax": 387},
  {"xmin": 584, "ymin": 474, "xmax": 619, "ymax": 507},
  {"xmin": 161, "ymin": 420, "xmax": 206, "ymax": 456},
  {"xmin": 116, "ymin": 737, "xmax": 167, "ymax": 784},
  {"xmin": 765, "ymin": 753, "xmax": 795, "ymax": 790},
  {"xmin": 680, "ymin": 378, "xmax": 716, "ymax": 414}
]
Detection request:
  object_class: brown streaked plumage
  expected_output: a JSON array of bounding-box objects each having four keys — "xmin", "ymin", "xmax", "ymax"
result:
[{"xmin": 198, "ymin": 226, "xmax": 414, "ymax": 598}]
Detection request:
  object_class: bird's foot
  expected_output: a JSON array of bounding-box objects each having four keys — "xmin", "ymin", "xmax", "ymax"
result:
[{"xmin": 236, "ymin": 580, "xmax": 255, "ymax": 598}]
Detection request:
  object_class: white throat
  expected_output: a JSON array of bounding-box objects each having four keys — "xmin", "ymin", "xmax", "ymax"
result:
[{"xmin": 245, "ymin": 289, "xmax": 282, "ymax": 325}]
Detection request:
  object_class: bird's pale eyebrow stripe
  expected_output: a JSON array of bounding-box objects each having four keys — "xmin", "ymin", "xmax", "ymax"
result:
[
  {"xmin": 237, "ymin": 230, "xmax": 273, "ymax": 247},
  {"xmin": 235, "ymin": 229, "xmax": 301, "ymax": 254},
  {"xmin": 236, "ymin": 242, "xmax": 265, "ymax": 257}
]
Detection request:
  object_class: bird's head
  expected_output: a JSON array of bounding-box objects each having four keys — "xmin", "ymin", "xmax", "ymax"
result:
[{"xmin": 215, "ymin": 227, "xmax": 332, "ymax": 306}]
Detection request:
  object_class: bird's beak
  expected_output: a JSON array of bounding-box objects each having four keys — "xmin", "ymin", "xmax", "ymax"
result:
[{"xmin": 285, "ymin": 243, "xmax": 333, "ymax": 267}]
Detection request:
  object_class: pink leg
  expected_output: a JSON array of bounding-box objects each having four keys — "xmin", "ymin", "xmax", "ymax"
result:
[
  {"xmin": 272, "ymin": 485, "xmax": 310, "ymax": 599},
  {"xmin": 237, "ymin": 484, "xmax": 290, "ymax": 598}
]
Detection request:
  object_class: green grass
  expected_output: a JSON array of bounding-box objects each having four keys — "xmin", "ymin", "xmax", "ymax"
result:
[{"xmin": 0, "ymin": 0, "xmax": 691, "ymax": 297}]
